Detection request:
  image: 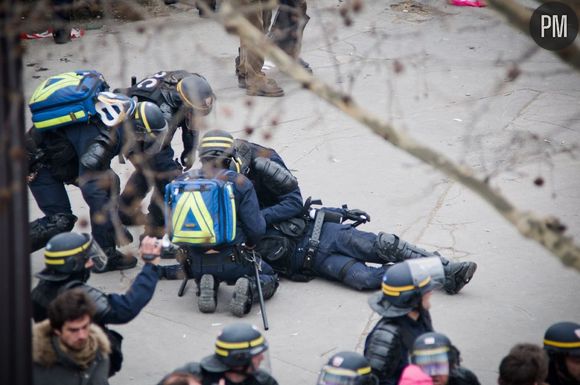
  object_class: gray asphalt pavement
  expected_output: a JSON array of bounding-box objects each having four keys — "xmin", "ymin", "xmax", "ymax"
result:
[{"xmin": 24, "ymin": 1, "xmax": 580, "ymax": 384}]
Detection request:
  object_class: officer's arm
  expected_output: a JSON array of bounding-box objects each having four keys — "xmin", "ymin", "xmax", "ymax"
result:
[
  {"xmin": 257, "ymin": 152, "xmax": 303, "ymax": 225},
  {"xmin": 237, "ymin": 176, "xmax": 266, "ymax": 247},
  {"xmin": 364, "ymin": 325, "xmax": 402, "ymax": 385},
  {"xmin": 180, "ymin": 127, "xmax": 196, "ymax": 170},
  {"xmin": 260, "ymin": 188, "xmax": 303, "ymax": 226},
  {"xmin": 102, "ymin": 264, "xmax": 160, "ymax": 324}
]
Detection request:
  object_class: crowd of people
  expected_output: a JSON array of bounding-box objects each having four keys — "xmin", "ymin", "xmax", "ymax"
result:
[{"xmin": 27, "ymin": 1, "xmax": 578, "ymax": 385}]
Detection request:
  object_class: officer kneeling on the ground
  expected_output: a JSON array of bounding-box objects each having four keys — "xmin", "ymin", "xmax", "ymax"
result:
[
  {"xmin": 31, "ymin": 232, "xmax": 162, "ymax": 376},
  {"xmin": 158, "ymin": 323, "xmax": 278, "ymax": 385},
  {"xmin": 164, "ymin": 130, "xmax": 278, "ymax": 317},
  {"xmin": 118, "ymin": 71, "xmax": 216, "ymax": 237},
  {"xmin": 317, "ymin": 351, "xmax": 378, "ymax": 385},
  {"xmin": 544, "ymin": 321, "xmax": 580, "ymax": 385}
]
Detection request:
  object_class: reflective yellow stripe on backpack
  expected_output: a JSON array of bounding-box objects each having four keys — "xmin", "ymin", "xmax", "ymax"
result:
[
  {"xmin": 34, "ymin": 110, "xmax": 87, "ymax": 129},
  {"xmin": 171, "ymin": 191, "xmax": 217, "ymax": 244},
  {"xmin": 30, "ymin": 72, "xmax": 83, "ymax": 104}
]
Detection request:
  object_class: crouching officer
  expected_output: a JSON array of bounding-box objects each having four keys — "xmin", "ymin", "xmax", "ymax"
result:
[
  {"xmin": 256, "ymin": 203, "xmax": 477, "ymax": 293},
  {"xmin": 544, "ymin": 321, "xmax": 580, "ymax": 385},
  {"xmin": 31, "ymin": 232, "xmax": 162, "ymax": 376},
  {"xmin": 118, "ymin": 70, "xmax": 216, "ymax": 237},
  {"xmin": 364, "ymin": 260, "xmax": 438, "ymax": 385},
  {"xmin": 231, "ymin": 135, "xmax": 302, "ymax": 227},
  {"xmin": 28, "ymin": 84, "xmax": 168, "ymax": 272},
  {"xmin": 166, "ymin": 130, "xmax": 278, "ymax": 317},
  {"xmin": 404, "ymin": 332, "xmax": 480, "ymax": 385},
  {"xmin": 317, "ymin": 351, "xmax": 378, "ymax": 385},
  {"xmin": 158, "ymin": 323, "xmax": 278, "ymax": 385}
]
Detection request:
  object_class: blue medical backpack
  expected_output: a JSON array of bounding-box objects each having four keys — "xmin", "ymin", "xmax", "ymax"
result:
[
  {"xmin": 164, "ymin": 172, "xmax": 237, "ymax": 247},
  {"xmin": 29, "ymin": 70, "xmax": 108, "ymax": 131}
]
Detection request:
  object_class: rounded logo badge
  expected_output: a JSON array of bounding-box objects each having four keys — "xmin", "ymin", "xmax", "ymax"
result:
[{"xmin": 529, "ymin": 2, "xmax": 578, "ymax": 50}]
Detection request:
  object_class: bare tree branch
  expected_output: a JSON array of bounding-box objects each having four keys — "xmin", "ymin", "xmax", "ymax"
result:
[
  {"xmin": 487, "ymin": 0, "xmax": 580, "ymax": 72},
  {"xmin": 216, "ymin": 0, "xmax": 580, "ymax": 272}
]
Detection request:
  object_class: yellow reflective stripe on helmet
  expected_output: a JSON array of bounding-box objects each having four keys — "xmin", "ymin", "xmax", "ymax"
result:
[
  {"xmin": 44, "ymin": 238, "xmax": 92, "ymax": 258},
  {"xmin": 324, "ymin": 367, "xmax": 357, "ymax": 377},
  {"xmin": 413, "ymin": 346, "xmax": 450, "ymax": 356},
  {"xmin": 30, "ymin": 72, "xmax": 82, "ymax": 103},
  {"xmin": 45, "ymin": 258, "xmax": 66, "ymax": 265},
  {"xmin": 171, "ymin": 192, "xmax": 216, "ymax": 244},
  {"xmin": 34, "ymin": 110, "xmax": 87, "ymax": 129},
  {"xmin": 215, "ymin": 348, "xmax": 229, "ymax": 357},
  {"xmin": 357, "ymin": 366, "xmax": 371, "ymax": 375},
  {"xmin": 139, "ymin": 102, "xmax": 154, "ymax": 137},
  {"xmin": 216, "ymin": 335, "xmax": 264, "ymax": 350},
  {"xmin": 544, "ymin": 339, "xmax": 580, "ymax": 349},
  {"xmin": 177, "ymin": 81, "xmax": 198, "ymax": 109},
  {"xmin": 201, "ymin": 136, "xmax": 234, "ymax": 149},
  {"xmin": 382, "ymin": 276, "xmax": 431, "ymax": 296}
]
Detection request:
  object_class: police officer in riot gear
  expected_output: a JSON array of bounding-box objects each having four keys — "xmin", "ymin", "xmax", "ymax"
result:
[
  {"xmin": 31, "ymin": 232, "xmax": 162, "ymax": 376},
  {"xmin": 166, "ymin": 130, "xmax": 279, "ymax": 317},
  {"xmin": 256, "ymin": 201, "xmax": 477, "ymax": 293},
  {"xmin": 28, "ymin": 86, "xmax": 168, "ymax": 272},
  {"xmin": 117, "ymin": 70, "xmax": 216, "ymax": 237},
  {"xmin": 364, "ymin": 260, "xmax": 438, "ymax": 385},
  {"xmin": 231, "ymin": 136, "xmax": 302, "ymax": 226},
  {"xmin": 158, "ymin": 323, "xmax": 278, "ymax": 385},
  {"xmin": 544, "ymin": 321, "xmax": 580, "ymax": 385},
  {"xmin": 317, "ymin": 351, "xmax": 378, "ymax": 385},
  {"xmin": 406, "ymin": 332, "xmax": 480, "ymax": 385}
]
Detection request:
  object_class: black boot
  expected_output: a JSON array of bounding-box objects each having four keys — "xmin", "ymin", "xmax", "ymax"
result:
[
  {"xmin": 30, "ymin": 213, "xmax": 77, "ymax": 252},
  {"xmin": 93, "ymin": 248, "xmax": 137, "ymax": 273},
  {"xmin": 229, "ymin": 276, "xmax": 278, "ymax": 317},
  {"xmin": 375, "ymin": 232, "xmax": 433, "ymax": 263},
  {"xmin": 53, "ymin": 28, "xmax": 71, "ymax": 44},
  {"xmin": 441, "ymin": 259, "xmax": 477, "ymax": 294},
  {"xmin": 197, "ymin": 274, "xmax": 219, "ymax": 313}
]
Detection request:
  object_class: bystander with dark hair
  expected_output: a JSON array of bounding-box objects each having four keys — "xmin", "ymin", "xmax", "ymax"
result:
[
  {"xmin": 498, "ymin": 343, "xmax": 548, "ymax": 385},
  {"xmin": 33, "ymin": 289, "xmax": 111, "ymax": 385}
]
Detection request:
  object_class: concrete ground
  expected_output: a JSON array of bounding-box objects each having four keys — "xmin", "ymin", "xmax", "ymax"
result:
[{"xmin": 24, "ymin": 0, "xmax": 580, "ymax": 384}]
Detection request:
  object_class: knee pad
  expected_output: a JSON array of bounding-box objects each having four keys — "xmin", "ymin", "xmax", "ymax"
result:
[{"xmin": 30, "ymin": 213, "xmax": 77, "ymax": 252}]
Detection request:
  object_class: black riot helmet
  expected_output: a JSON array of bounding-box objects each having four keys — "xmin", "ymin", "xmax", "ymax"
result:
[
  {"xmin": 176, "ymin": 73, "xmax": 215, "ymax": 116},
  {"xmin": 201, "ymin": 323, "xmax": 269, "ymax": 373},
  {"xmin": 198, "ymin": 129, "xmax": 236, "ymax": 161},
  {"xmin": 411, "ymin": 332, "xmax": 453, "ymax": 377},
  {"xmin": 126, "ymin": 101, "xmax": 168, "ymax": 155},
  {"xmin": 36, "ymin": 232, "xmax": 108, "ymax": 281},
  {"xmin": 368, "ymin": 260, "xmax": 438, "ymax": 318},
  {"xmin": 544, "ymin": 322, "xmax": 580, "ymax": 357},
  {"xmin": 317, "ymin": 351, "xmax": 378, "ymax": 385}
]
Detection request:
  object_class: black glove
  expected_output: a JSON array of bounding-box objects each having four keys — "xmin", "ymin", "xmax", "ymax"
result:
[
  {"xmin": 180, "ymin": 150, "xmax": 194, "ymax": 171},
  {"xmin": 344, "ymin": 209, "xmax": 371, "ymax": 224}
]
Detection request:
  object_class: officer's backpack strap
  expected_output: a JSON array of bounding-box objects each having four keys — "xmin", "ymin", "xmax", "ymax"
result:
[
  {"xmin": 364, "ymin": 319, "xmax": 402, "ymax": 379},
  {"xmin": 60, "ymin": 281, "xmax": 112, "ymax": 324},
  {"xmin": 302, "ymin": 210, "xmax": 325, "ymax": 272}
]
